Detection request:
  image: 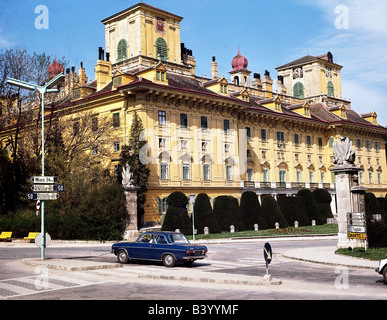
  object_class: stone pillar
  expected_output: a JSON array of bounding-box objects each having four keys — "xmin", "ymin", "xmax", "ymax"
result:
[
  {"xmin": 123, "ymin": 186, "xmax": 140, "ymax": 241},
  {"xmin": 330, "ymin": 166, "xmax": 367, "ymax": 248}
]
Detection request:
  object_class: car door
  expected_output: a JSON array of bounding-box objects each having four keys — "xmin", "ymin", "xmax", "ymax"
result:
[
  {"xmin": 150, "ymin": 234, "xmax": 170, "ymax": 260},
  {"xmin": 129, "ymin": 233, "xmax": 154, "ymax": 259}
]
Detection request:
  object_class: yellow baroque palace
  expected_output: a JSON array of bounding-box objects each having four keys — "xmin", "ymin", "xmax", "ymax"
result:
[{"xmin": 3, "ymin": 3, "xmax": 387, "ymax": 226}]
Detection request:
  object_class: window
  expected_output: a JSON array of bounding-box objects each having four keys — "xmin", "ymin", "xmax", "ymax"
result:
[
  {"xmin": 309, "ymin": 171, "xmax": 314, "ymax": 183},
  {"xmin": 92, "ymin": 117, "xmax": 98, "ymax": 132},
  {"xmin": 181, "ymin": 140, "xmax": 187, "ymax": 150},
  {"xmin": 183, "ymin": 163, "xmax": 190, "ymax": 180},
  {"xmin": 159, "ymin": 138, "xmax": 166, "ymax": 148},
  {"xmin": 160, "ymin": 163, "xmax": 168, "ymax": 180},
  {"xmin": 296, "ymin": 171, "xmax": 302, "ymax": 183},
  {"xmin": 73, "ymin": 121, "xmax": 80, "ymax": 135},
  {"xmin": 327, "ymin": 81, "xmax": 334, "ymax": 98},
  {"xmin": 220, "ymin": 84, "xmax": 228, "ymax": 94},
  {"xmin": 293, "ymin": 82, "xmax": 304, "ymax": 99},
  {"xmin": 155, "ymin": 38, "xmax": 168, "ymax": 61},
  {"xmin": 247, "ymin": 168, "xmax": 253, "ymax": 181},
  {"xmin": 158, "ymin": 110, "xmax": 166, "ymax": 125},
  {"xmin": 246, "ymin": 127, "xmax": 251, "ymax": 139},
  {"xmin": 318, "ymin": 137, "xmax": 323, "ymax": 148},
  {"xmin": 357, "ymin": 139, "xmax": 361, "ymax": 149},
  {"xmin": 378, "ymin": 173, "xmax": 381, "ymax": 184},
  {"xmin": 261, "ymin": 129, "xmax": 267, "ymax": 141},
  {"xmin": 369, "ymin": 172, "xmax": 373, "ymax": 184},
  {"xmin": 113, "ymin": 113, "xmax": 120, "ymax": 128},
  {"xmin": 329, "ymin": 137, "xmax": 334, "ymax": 148},
  {"xmin": 294, "ymin": 134, "xmax": 299, "ymax": 145},
  {"xmin": 307, "ymin": 137, "xmax": 313, "ymax": 148},
  {"xmin": 366, "ymin": 140, "xmax": 370, "ymax": 150},
  {"xmin": 224, "ymin": 119, "xmax": 230, "ymax": 132},
  {"xmin": 359, "ymin": 171, "xmax": 363, "ymax": 183},
  {"xmin": 201, "ymin": 116, "xmax": 208, "ymax": 129},
  {"xmin": 226, "ymin": 165, "xmax": 233, "ymax": 181},
  {"xmin": 117, "ymin": 39, "xmax": 127, "ymax": 61},
  {"xmin": 321, "ymin": 172, "xmax": 325, "ymax": 183},
  {"xmin": 157, "ymin": 197, "xmax": 168, "ymax": 214},
  {"xmin": 203, "ymin": 164, "xmax": 210, "ymax": 180},
  {"xmin": 263, "ymin": 169, "xmax": 269, "ymax": 183},
  {"xmin": 202, "ymin": 141, "xmax": 207, "ymax": 152},
  {"xmin": 156, "ymin": 70, "xmax": 165, "ymax": 82},
  {"xmin": 113, "ymin": 140, "xmax": 120, "ymax": 152},
  {"xmin": 180, "ymin": 113, "xmax": 188, "ymax": 128},
  {"xmin": 304, "ymin": 107, "xmax": 310, "ymax": 116},
  {"xmin": 279, "ymin": 170, "xmax": 286, "ymax": 186},
  {"xmin": 375, "ymin": 142, "xmax": 379, "ymax": 151},
  {"xmin": 275, "ymin": 102, "xmax": 281, "ymax": 111},
  {"xmin": 277, "ymin": 131, "xmax": 284, "ymax": 143}
]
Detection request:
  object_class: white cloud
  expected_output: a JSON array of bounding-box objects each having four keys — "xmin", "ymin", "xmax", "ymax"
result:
[{"xmin": 298, "ymin": 0, "xmax": 387, "ymax": 126}]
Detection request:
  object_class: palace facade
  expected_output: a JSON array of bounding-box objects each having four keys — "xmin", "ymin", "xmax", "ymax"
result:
[{"xmin": 3, "ymin": 3, "xmax": 387, "ymax": 226}]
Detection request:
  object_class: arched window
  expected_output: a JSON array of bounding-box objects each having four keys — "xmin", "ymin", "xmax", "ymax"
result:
[
  {"xmin": 293, "ymin": 82, "xmax": 304, "ymax": 99},
  {"xmin": 155, "ymin": 38, "xmax": 168, "ymax": 61},
  {"xmin": 327, "ymin": 81, "xmax": 334, "ymax": 98},
  {"xmin": 117, "ymin": 39, "xmax": 127, "ymax": 61}
]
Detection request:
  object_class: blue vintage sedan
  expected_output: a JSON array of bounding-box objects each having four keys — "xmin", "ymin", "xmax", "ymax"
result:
[{"xmin": 111, "ymin": 231, "xmax": 208, "ymax": 267}]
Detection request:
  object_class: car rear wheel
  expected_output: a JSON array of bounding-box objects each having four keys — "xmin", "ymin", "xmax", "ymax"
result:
[
  {"xmin": 162, "ymin": 254, "xmax": 176, "ymax": 267},
  {"xmin": 117, "ymin": 250, "xmax": 129, "ymax": 264},
  {"xmin": 383, "ymin": 267, "xmax": 387, "ymax": 283}
]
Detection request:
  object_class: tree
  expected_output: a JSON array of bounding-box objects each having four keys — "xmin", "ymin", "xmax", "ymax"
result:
[
  {"xmin": 193, "ymin": 193, "xmax": 220, "ymax": 234},
  {"xmin": 297, "ymin": 189, "xmax": 324, "ymax": 225},
  {"xmin": 119, "ymin": 111, "xmax": 150, "ymax": 227},
  {"xmin": 312, "ymin": 189, "xmax": 334, "ymax": 222},
  {"xmin": 240, "ymin": 191, "xmax": 267, "ymax": 230},
  {"xmin": 213, "ymin": 196, "xmax": 245, "ymax": 231},
  {"xmin": 277, "ymin": 196, "xmax": 309, "ymax": 226},
  {"xmin": 161, "ymin": 191, "xmax": 191, "ymax": 234},
  {"xmin": 261, "ymin": 196, "xmax": 288, "ymax": 229}
]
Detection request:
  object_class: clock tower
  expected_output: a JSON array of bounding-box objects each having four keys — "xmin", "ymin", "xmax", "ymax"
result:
[{"xmin": 276, "ymin": 52, "xmax": 343, "ymax": 103}]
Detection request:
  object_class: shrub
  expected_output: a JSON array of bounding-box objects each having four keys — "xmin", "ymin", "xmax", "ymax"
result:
[
  {"xmin": 193, "ymin": 193, "xmax": 220, "ymax": 234},
  {"xmin": 261, "ymin": 196, "xmax": 288, "ymax": 229},
  {"xmin": 277, "ymin": 196, "xmax": 309, "ymax": 226},
  {"xmin": 297, "ymin": 189, "xmax": 324, "ymax": 225},
  {"xmin": 161, "ymin": 191, "xmax": 192, "ymax": 234},
  {"xmin": 240, "ymin": 191, "xmax": 267, "ymax": 230},
  {"xmin": 313, "ymin": 189, "xmax": 334, "ymax": 221},
  {"xmin": 213, "ymin": 196, "xmax": 245, "ymax": 231}
]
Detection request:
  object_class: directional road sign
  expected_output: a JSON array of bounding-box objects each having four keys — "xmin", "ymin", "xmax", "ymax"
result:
[
  {"xmin": 263, "ymin": 242, "xmax": 272, "ymax": 264},
  {"xmin": 30, "ymin": 176, "xmax": 57, "ymax": 184},
  {"xmin": 31, "ymin": 184, "xmax": 64, "ymax": 192},
  {"xmin": 27, "ymin": 193, "xmax": 59, "ymax": 201}
]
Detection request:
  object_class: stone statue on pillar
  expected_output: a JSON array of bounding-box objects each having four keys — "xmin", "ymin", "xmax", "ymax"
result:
[
  {"xmin": 121, "ymin": 164, "xmax": 140, "ymax": 240},
  {"xmin": 330, "ymin": 137, "xmax": 367, "ymax": 249}
]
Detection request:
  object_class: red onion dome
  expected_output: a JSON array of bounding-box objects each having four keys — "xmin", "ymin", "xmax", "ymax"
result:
[
  {"xmin": 231, "ymin": 48, "xmax": 248, "ymax": 71},
  {"xmin": 47, "ymin": 57, "xmax": 64, "ymax": 79}
]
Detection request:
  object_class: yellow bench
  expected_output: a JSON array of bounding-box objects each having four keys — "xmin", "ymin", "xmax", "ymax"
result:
[
  {"xmin": 0, "ymin": 232, "xmax": 12, "ymax": 242},
  {"xmin": 24, "ymin": 232, "xmax": 39, "ymax": 242}
]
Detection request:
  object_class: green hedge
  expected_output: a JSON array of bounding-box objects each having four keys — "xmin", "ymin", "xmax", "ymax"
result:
[
  {"xmin": 261, "ymin": 196, "xmax": 288, "ymax": 229},
  {"xmin": 161, "ymin": 191, "xmax": 192, "ymax": 234},
  {"xmin": 240, "ymin": 191, "xmax": 267, "ymax": 230},
  {"xmin": 213, "ymin": 196, "xmax": 245, "ymax": 231},
  {"xmin": 277, "ymin": 196, "xmax": 309, "ymax": 226},
  {"xmin": 193, "ymin": 193, "xmax": 220, "ymax": 234}
]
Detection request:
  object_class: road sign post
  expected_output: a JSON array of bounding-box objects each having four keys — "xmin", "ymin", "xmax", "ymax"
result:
[{"xmin": 347, "ymin": 212, "xmax": 367, "ymax": 251}]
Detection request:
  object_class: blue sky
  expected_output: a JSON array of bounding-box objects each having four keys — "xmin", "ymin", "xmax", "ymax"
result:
[{"xmin": 0, "ymin": 0, "xmax": 386, "ymax": 126}]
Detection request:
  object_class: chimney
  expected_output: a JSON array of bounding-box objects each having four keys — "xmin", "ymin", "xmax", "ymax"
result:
[
  {"xmin": 262, "ymin": 70, "xmax": 273, "ymax": 98},
  {"xmin": 276, "ymin": 75, "xmax": 286, "ymax": 95},
  {"xmin": 211, "ymin": 56, "xmax": 218, "ymax": 79},
  {"xmin": 78, "ymin": 61, "xmax": 88, "ymax": 86},
  {"xmin": 95, "ymin": 47, "xmax": 112, "ymax": 91},
  {"xmin": 251, "ymin": 73, "xmax": 262, "ymax": 89}
]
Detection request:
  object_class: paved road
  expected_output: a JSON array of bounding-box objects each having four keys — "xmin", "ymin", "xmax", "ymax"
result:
[{"xmin": 0, "ymin": 239, "xmax": 385, "ymax": 300}]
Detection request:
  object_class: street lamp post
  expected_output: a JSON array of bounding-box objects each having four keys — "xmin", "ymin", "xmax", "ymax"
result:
[{"xmin": 6, "ymin": 73, "xmax": 65, "ymax": 260}]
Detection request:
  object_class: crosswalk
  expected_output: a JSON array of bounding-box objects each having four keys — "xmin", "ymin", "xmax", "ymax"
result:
[{"xmin": 0, "ymin": 274, "xmax": 93, "ymax": 299}]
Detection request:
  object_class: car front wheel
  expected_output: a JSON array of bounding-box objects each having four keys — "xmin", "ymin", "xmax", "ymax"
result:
[
  {"xmin": 117, "ymin": 250, "xmax": 129, "ymax": 264},
  {"xmin": 162, "ymin": 254, "xmax": 176, "ymax": 267}
]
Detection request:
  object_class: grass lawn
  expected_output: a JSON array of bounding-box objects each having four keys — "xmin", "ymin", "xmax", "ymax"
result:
[
  {"xmin": 187, "ymin": 223, "xmax": 338, "ymax": 240},
  {"xmin": 335, "ymin": 247, "xmax": 387, "ymax": 261}
]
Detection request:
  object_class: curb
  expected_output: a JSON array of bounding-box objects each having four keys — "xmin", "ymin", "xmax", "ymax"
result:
[
  {"xmin": 136, "ymin": 272, "xmax": 282, "ymax": 286},
  {"xmin": 21, "ymin": 258, "xmax": 123, "ymax": 271}
]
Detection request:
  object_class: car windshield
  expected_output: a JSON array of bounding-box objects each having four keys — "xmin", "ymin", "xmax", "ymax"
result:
[{"xmin": 168, "ymin": 233, "xmax": 189, "ymax": 244}]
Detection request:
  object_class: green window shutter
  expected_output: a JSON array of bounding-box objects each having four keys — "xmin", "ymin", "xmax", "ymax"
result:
[
  {"xmin": 156, "ymin": 38, "xmax": 168, "ymax": 61},
  {"xmin": 117, "ymin": 39, "xmax": 127, "ymax": 61},
  {"xmin": 293, "ymin": 82, "xmax": 304, "ymax": 99},
  {"xmin": 327, "ymin": 81, "xmax": 334, "ymax": 97}
]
